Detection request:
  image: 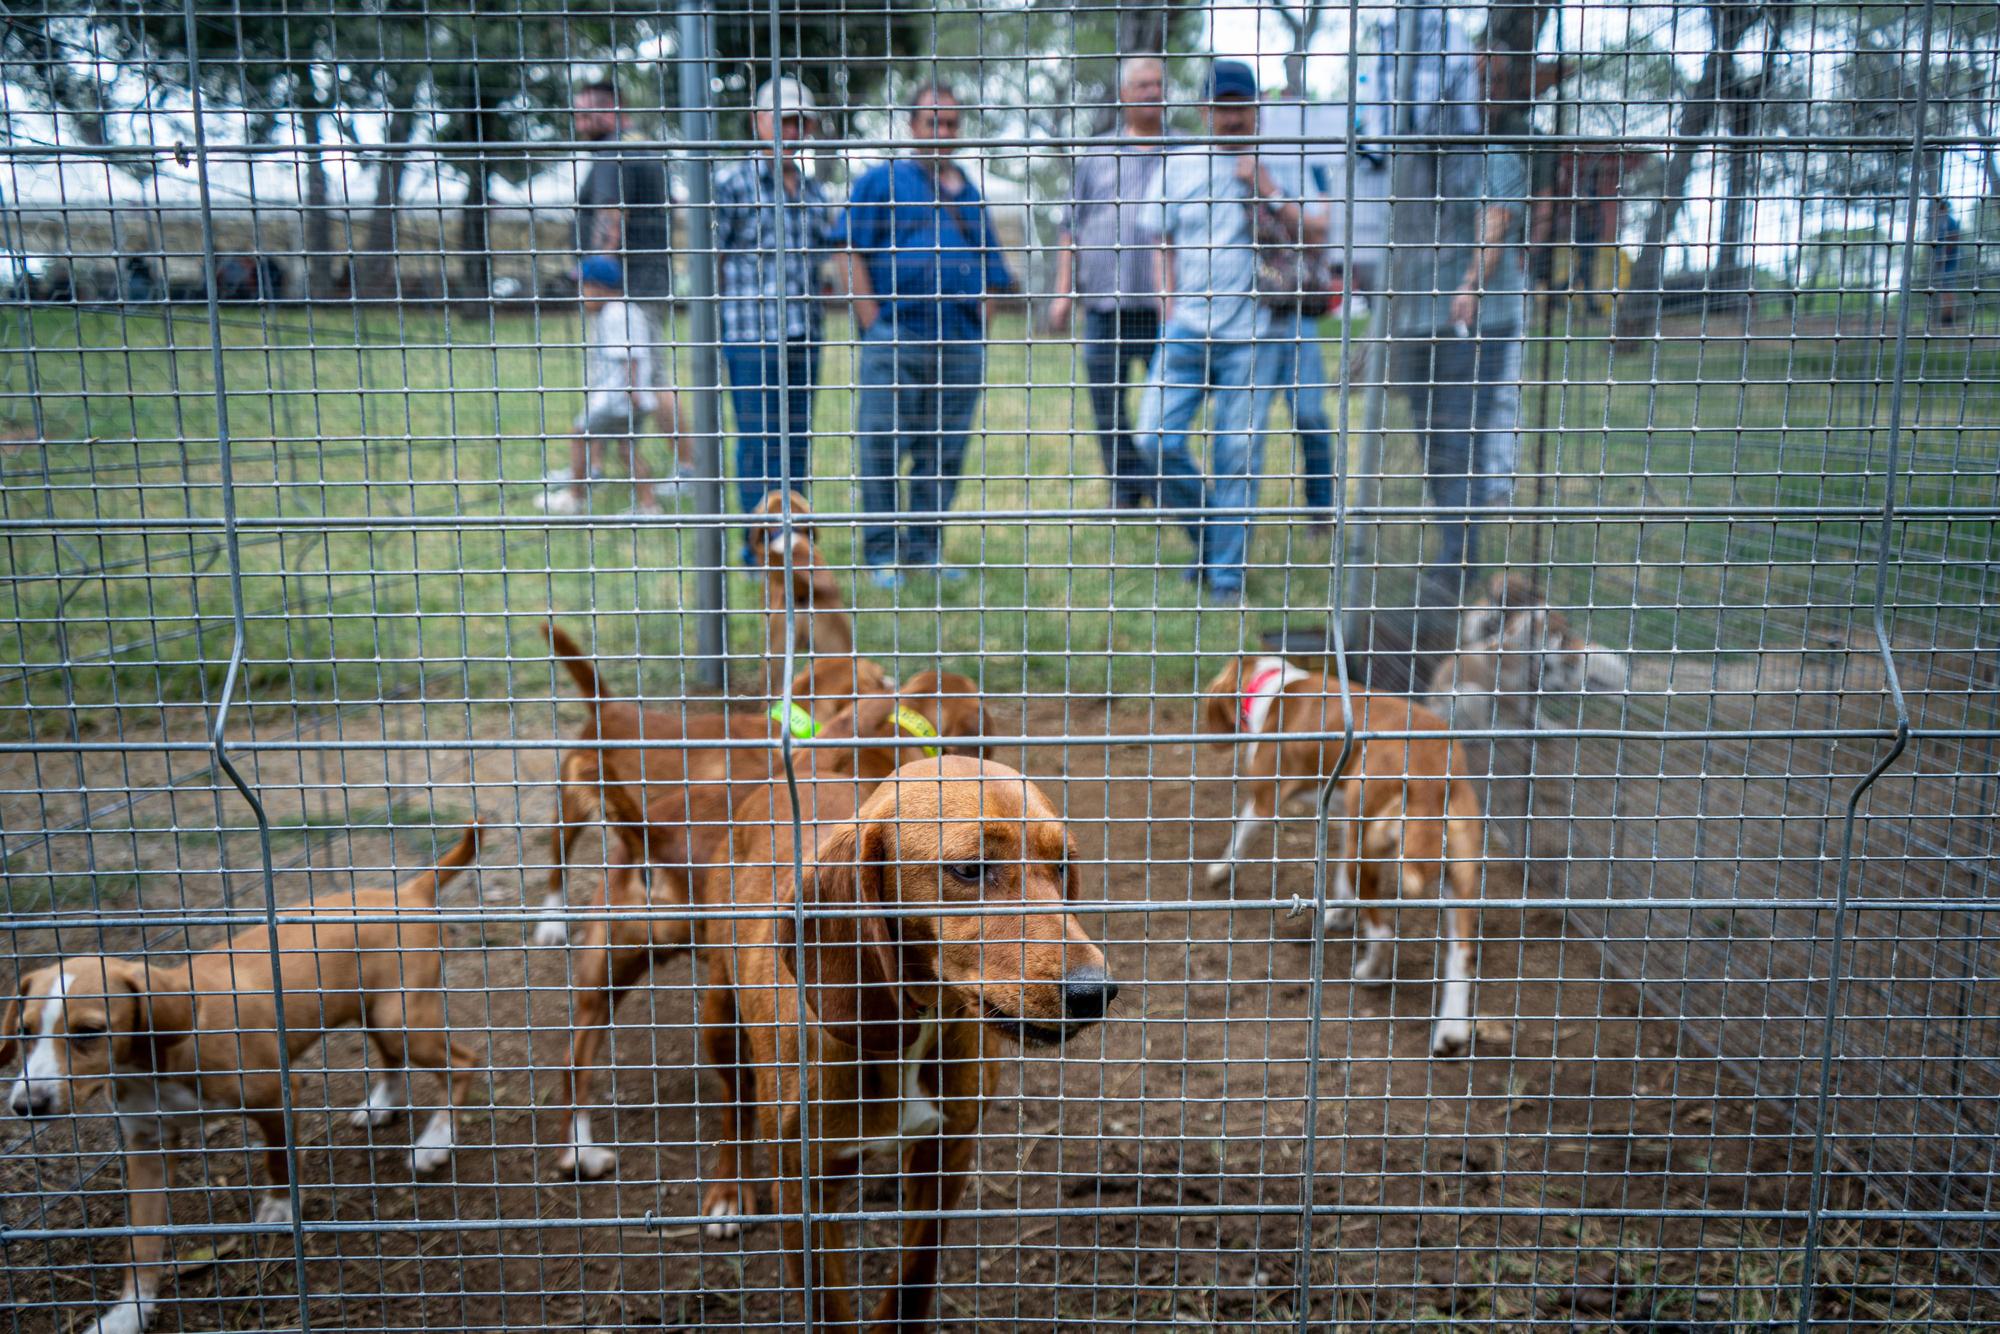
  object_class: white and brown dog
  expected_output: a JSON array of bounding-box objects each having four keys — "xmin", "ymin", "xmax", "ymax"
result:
[
  {"xmin": 1425, "ymin": 573, "xmax": 1629, "ymax": 731},
  {"xmin": 1201, "ymin": 658, "xmax": 1485, "ymax": 1054},
  {"xmin": 2, "ymin": 824, "xmax": 485, "ymax": 1334}
]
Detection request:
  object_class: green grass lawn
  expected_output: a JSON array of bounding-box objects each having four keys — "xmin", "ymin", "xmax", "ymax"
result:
[{"xmin": 2, "ymin": 301, "xmax": 1995, "ymax": 730}]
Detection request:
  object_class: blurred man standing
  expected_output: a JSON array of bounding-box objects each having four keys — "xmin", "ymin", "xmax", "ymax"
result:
[
  {"xmin": 713, "ymin": 77, "xmax": 839, "ymax": 560},
  {"xmin": 1050, "ymin": 56, "xmax": 1170, "ymax": 509},
  {"xmin": 841, "ymin": 84, "xmax": 1017, "ymax": 587},
  {"xmin": 1136, "ymin": 59, "xmax": 1308, "ymax": 607}
]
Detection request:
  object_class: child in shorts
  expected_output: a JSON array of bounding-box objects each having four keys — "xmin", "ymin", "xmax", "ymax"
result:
[{"xmin": 537, "ymin": 256, "xmax": 690, "ymax": 514}]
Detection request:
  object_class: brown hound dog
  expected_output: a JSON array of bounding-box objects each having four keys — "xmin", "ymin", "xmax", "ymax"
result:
[
  {"xmin": 693, "ymin": 757, "xmax": 1114, "ymax": 1329},
  {"xmin": 534, "ymin": 620, "xmax": 894, "ymax": 946},
  {"xmin": 747, "ymin": 489, "xmax": 858, "ymax": 696},
  {"xmin": 1200, "ymin": 657, "xmax": 1484, "ymax": 1054},
  {"xmin": 545, "ymin": 671, "xmax": 991, "ymax": 1178},
  {"xmin": 2, "ymin": 825, "xmax": 486, "ymax": 1334}
]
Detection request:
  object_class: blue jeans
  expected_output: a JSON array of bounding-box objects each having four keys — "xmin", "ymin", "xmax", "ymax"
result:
[
  {"xmin": 1395, "ymin": 335, "xmax": 1523, "ymax": 583},
  {"xmin": 854, "ymin": 327, "xmax": 986, "ymax": 567},
  {"xmin": 1252, "ymin": 309, "xmax": 1335, "ymax": 513},
  {"xmin": 724, "ymin": 341, "xmax": 819, "ymax": 534},
  {"xmin": 1134, "ymin": 326, "xmax": 1260, "ymax": 592}
]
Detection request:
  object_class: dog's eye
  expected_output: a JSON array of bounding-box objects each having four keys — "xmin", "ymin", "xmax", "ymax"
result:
[
  {"xmin": 944, "ymin": 862, "xmax": 990, "ymax": 885},
  {"xmin": 68, "ymin": 1026, "xmax": 105, "ymax": 1043}
]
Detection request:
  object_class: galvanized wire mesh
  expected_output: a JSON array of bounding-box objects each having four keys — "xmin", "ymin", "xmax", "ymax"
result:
[{"xmin": 2, "ymin": 0, "xmax": 1997, "ymax": 1329}]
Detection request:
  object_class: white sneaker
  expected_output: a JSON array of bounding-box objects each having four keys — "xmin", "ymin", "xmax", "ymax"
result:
[
  {"xmin": 653, "ymin": 470, "xmax": 696, "ymax": 504},
  {"xmin": 534, "ymin": 488, "xmax": 584, "ymax": 514},
  {"xmin": 542, "ymin": 466, "xmax": 574, "ymax": 485}
]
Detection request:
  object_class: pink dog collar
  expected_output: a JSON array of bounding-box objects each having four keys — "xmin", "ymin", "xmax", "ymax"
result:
[{"xmin": 1240, "ymin": 666, "xmax": 1288, "ymax": 726}]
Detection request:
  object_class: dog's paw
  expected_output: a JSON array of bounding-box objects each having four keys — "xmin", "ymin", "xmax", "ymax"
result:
[
  {"xmin": 409, "ymin": 1114, "xmax": 455, "ymax": 1174},
  {"xmin": 253, "ymin": 1194, "xmax": 295, "ymax": 1227},
  {"xmin": 1205, "ymin": 861, "xmax": 1233, "ymax": 886},
  {"xmin": 1321, "ymin": 904, "xmax": 1355, "ymax": 932},
  {"xmin": 1429, "ymin": 1018, "xmax": 1473, "ymax": 1055},
  {"xmin": 411, "ymin": 1142, "xmax": 455, "ymax": 1174},
  {"xmin": 1353, "ymin": 944, "xmax": 1394, "ymax": 986},
  {"xmin": 532, "ymin": 917, "xmax": 570, "ymax": 947},
  {"xmin": 702, "ymin": 1196, "xmax": 741, "ymax": 1240},
  {"xmin": 83, "ymin": 1298, "xmax": 153, "ymax": 1334},
  {"xmin": 348, "ymin": 1102, "xmax": 399, "ymax": 1129},
  {"xmin": 556, "ymin": 1145, "xmax": 617, "ymax": 1180}
]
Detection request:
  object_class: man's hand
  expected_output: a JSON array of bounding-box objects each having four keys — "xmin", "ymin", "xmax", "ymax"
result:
[
  {"xmin": 1235, "ymin": 155, "xmax": 1279, "ymax": 199},
  {"xmin": 1046, "ymin": 295, "xmax": 1074, "ymax": 331},
  {"xmin": 1450, "ymin": 287, "xmax": 1479, "ymax": 330}
]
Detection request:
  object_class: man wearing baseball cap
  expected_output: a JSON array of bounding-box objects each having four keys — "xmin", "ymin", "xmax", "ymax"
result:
[
  {"xmin": 713, "ymin": 76, "xmax": 840, "ymax": 561},
  {"xmin": 1134, "ymin": 58, "xmax": 1309, "ymax": 607}
]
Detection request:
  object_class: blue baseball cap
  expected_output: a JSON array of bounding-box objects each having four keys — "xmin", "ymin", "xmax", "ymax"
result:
[
  {"xmin": 1207, "ymin": 60, "xmax": 1259, "ymax": 102},
  {"xmin": 578, "ymin": 255, "xmax": 624, "ymax": 289}
]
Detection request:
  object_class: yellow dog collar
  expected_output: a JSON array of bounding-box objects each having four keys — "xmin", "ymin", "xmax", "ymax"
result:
[
  {"xmin": 891, "ymin": 706, "xmax": 942, "ymax": 758},
  {"xmin": 769, "ymin": 702, "xmax": 819, "ymax": 739}
]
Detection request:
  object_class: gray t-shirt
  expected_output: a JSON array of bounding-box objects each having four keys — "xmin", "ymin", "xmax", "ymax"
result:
[
  {"xmin": 1065, "ymin": 133, "xmax": 1167, "ymax": 310},
  {"xmin": 1389, "ymin": 147, "xmax": 1527, "ymax": 336},
  {"xmin": 1152, "ymin": 147, "xmax": 1265, "ymax": 341},
  {"xmin": 578, "ymin": 145, "xmax": 672, "ymax": 299}
]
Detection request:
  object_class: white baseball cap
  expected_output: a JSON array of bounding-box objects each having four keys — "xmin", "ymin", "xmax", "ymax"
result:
[{"xmin": 753, "ymin": 77, "xmax": 817, "ymax": 115}]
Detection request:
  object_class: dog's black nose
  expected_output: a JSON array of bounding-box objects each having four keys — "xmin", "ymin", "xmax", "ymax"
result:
[
  {"xmin": 1061, "ymin": 965, "xmax": 1118, "ymax": 1023},
  {"xmin": 11, "ymin": 1087, "xmax": 47, "ymax": 1118}
]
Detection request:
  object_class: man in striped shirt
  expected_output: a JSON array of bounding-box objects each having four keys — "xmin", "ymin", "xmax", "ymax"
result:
[{"xmin": 713, "ymin": 77, "xmax": 840, "ymax": 561}]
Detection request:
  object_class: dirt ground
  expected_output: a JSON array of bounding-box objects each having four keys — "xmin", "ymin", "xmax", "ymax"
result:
[{"xmin": 0, "ymin": 696, "xmax": 1989, "ymax": 1331}]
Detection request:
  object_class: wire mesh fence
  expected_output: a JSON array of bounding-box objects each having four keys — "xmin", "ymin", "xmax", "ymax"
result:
[{"xmin": 1, "ymin": 0, "xmax": 1996, "ymax": 1329}]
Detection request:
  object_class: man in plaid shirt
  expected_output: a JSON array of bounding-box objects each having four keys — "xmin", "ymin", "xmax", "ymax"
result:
[{"xmin": 713, "ymin": 77, "xmax": 839, "ymax": 561}]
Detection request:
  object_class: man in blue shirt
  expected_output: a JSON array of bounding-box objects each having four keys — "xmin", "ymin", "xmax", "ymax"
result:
[
  {"xmin": 1136, "ymin": 60, "xmax": 1310, "ymax": 606},
  {"xmin": 840, "ymin": 83, "xmax": 1017, "ymax": 586}
]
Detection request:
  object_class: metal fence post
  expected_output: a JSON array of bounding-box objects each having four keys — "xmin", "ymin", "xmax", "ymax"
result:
[
  {"xmin": 678, "ymin": 4, "xmax": 726, "ymax": 688},
  {"xmin": 181, "ymin": 2, "xmax": 313, "ymax": 1323}
]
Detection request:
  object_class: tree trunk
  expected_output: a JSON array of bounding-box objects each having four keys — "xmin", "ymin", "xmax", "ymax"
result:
[
  {"xmin": 1715, "ymin": 8, "xmax": 1792, "ymax": 315},
  {"xmin": 458, "ymin": 105, "xmax": 494, "ymax": 300},
  {"xmin": 357, "ymin": 108, "xmax": 415, "ymax": 300},
  {"xmin": 298, "ymin": 88, "xmax": 334, "ymax": 299},
  {"xmin": 1616, "ymin": 6, "xmax": 1758, "ymax": 340},
  {"xmin": 1279, "ymin": 2, "xmax": 1324, "ymax": 101},
  {"xmin": 1713, "ymin": 88, "xmax": 1755, "ymax": 307},
  {"xmin": 1116, "ymin": 0, "xmax": 1170, "ymax": 57}
]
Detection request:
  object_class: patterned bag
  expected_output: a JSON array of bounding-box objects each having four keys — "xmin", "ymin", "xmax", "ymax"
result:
[{"xmin": 1249, "ymin": 197, "xmax": 1338, "ymax": 317}]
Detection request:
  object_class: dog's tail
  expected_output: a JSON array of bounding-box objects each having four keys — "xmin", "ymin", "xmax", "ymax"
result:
[
  {"xmin": 396, "ymin": 821, "xmax": 485, "ymax": 907},
  {"xmin": 544, "ymin": 621, "xmax": 606, "ymax": 702}
]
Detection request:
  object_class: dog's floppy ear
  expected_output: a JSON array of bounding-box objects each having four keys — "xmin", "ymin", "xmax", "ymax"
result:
[
  {"xmin": 1200, "ymin": 659, "xmax": 1244, "ymax": 736},
  {"xmin": 132, "ymin": 962, "xmax": 193, "ymax": 1041},
  {"xmin": 781, "ymin": 821, "xmax": 906, "ymax": 1053},
  {"xmin": 0, "ymin": 972, "xmax": 31, "ymax": 1066}
]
